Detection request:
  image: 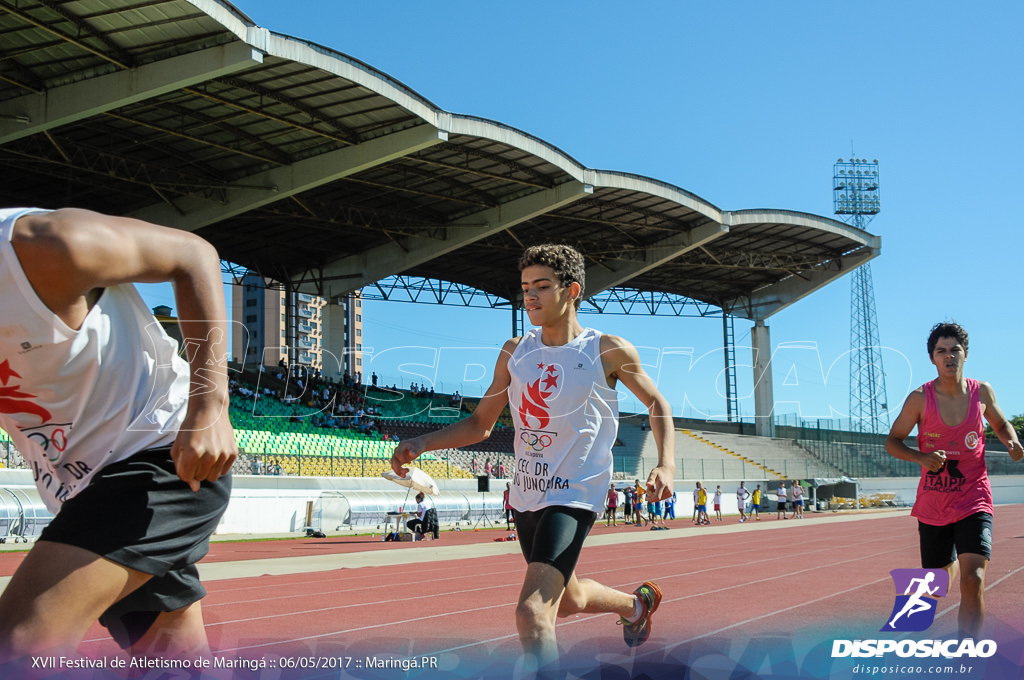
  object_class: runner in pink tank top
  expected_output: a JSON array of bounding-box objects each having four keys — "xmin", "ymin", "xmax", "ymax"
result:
[
  {"xmin": 886, "ymin": 322, "xmax": 1023, "ymax": 638},
  {"xmin": 913, "ymin": 378, "xmax": 992, "ymax": 525}
]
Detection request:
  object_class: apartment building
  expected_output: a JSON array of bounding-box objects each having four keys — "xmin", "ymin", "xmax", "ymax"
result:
[{"xmin": 231, "ymin": 272, "xmax": 363, "ymax": 378}]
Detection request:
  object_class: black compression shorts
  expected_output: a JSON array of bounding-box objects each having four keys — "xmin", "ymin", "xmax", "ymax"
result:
[
  {"xmin": 512, "ymin": 505, "xmax": 596, "ymax": 585},
  {"xmin": 918, "ymin": 511, "xmax": 993, "ymax": 567}
]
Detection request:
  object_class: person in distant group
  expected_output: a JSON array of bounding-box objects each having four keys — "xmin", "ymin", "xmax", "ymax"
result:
[
  {"xmin": 791, "ymin": 480, "xmax": 804, "ymax": 519},
  {"xmin": 647, "ymin": 497, "xmax": 665, "ymax": 528},
  {"xmin": 736, "ymin": 481, "xmax": 751, "ymax": 523},
  {"xmin": 663, "ymin": 489, "xmax": 676, "ymax": 521},
  {"xmin": 776, "ymin": 483, "xmax": 788, "ymax": 520},
  {"xmin": 695, "ymin": 482, "xmax": 709, "ymax": 525},
  {"xmin": 504, "ymin": 482, "xmax": 515, "ymax": 530},
  {"xmin": 0, "ymin": 208, "xmax": 236, "ymax": 664},
  {"xmin": 391, "ymin": 244, "xmax": 675, "ymax": 674},
  {"xmin": 606, "ymin": 483, "xmax": 619, "ymax": 527},
  {"xmin": 886, "ymin": 322, "xmax": 1023, "ymax": 639},
  {"xmin": 713, "ymin": 485, "xmax": 723, "ymax": 521},
  {"xmin": 692, "ymin": 482, "xmax": 701, "ymax": 523},
  {"xmin": 750, "ymin": 484, "xmax": 762, "ymax": 521},
  {"xmin": 633, "ymin": 479, "xmax": 647, "ymax": 526},
  {"xmin": 622, "ymin": 485, "xmax": 634, "ymax": 526}
]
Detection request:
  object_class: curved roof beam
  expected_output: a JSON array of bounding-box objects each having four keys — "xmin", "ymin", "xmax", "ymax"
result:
[
  {"xmin": 717, "ymin": 209, "xmax": 882, "ymax": 320},
  {"xmin": 589, "ymin": 170, "xmax": 723, "ymax": 221},
  {"xmin": 0, "ymin": 42, "xmax": 264, "ymax": 144},
  {"xmin": 309, "ymin": 179, "xmax": 594, "ymax": 299},
  {"xmin": 586, "ymin": 221, "xmax": 729, "ymax": 296},
  {"xmin": 581, "ymin": 171, "xmax": 727, "ymax": 295},
  {"xmin": 130, "ymin": 124, "xmax": 448, "ymax": 230},
  {"xmin": 724, "ymin": 209, "xmax": 878, "ymax": 247},
  {"xmin": 730, "ymin": 243, "xmax": 880, "ymax": 321}
]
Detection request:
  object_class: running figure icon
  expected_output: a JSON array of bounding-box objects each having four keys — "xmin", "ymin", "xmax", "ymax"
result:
[
  {"xmin": 882, "ymin": 568, "xmax": 949, "ymax": 632},
  {"xmin": 889, "ymin": 572, "xmax": 939, "ymax": 628}
]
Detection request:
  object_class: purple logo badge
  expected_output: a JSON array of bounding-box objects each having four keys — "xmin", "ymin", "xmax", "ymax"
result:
[{"xmin": 881, "ymin": 569, "xmax": 949, "ymax": 632}]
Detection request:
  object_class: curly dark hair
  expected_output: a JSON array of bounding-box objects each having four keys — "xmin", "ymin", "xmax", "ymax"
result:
[
  {"xmin": 926, "ymin": 322, "xmax": 969, "ymax": 356},
  {"xmin": 518, "ymin": 244, "xmax": 585, "ymax": 309}
]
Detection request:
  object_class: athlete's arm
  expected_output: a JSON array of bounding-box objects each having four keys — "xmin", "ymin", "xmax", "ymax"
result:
[
  {"xmin": 390, "ymin": 338, "xmax": 517, "ymax": 476},
  {"xmin": 12, "ymin": 208, "xmax": 237, "ymax": 491},
  {"xmin": 979, "ymin": 381, "xmax": 1023, "ymax": 462},
  {"xmin": 885, "ymin": 388, "xmax": 946, "ymax": 473},
  {"xmin": 601, "ymin": 334, "xmax": 675, "ymax": 501}
]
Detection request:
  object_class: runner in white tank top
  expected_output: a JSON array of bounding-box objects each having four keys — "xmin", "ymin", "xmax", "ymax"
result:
[
  {"xmin": 392, "ymin": 244, "xmax": 676, "ymax": 674},
  {"xmin": 506, "ymin": 326, "xmax": 617, "ymax": 513},
  {"xmin": 0, "ymin": 208, "xmax": 237, "ymax": 664}
]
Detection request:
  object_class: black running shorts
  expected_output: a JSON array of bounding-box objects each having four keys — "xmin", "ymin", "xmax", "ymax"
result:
[
  {"xmin": 38, "ymin": 446, "xmax": 231, "ymax": 648},
  {"xmin": 918, "ymin": 511, "xmax": 993, "ymax": 568},
  {"xmin": 512, "ymin": 505, "xmax": 597, "ymax": 586}
]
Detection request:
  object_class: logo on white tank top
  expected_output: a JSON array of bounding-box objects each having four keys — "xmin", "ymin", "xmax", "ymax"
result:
[{"xmin": 517, "ymin": 362, "xmax": 561, "ymax": 455}]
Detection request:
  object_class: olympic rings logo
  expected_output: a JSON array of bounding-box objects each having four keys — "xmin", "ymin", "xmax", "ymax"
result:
[
  {"xmin": 23, "ymin": 424, "xmax": 71, "ymax": 462},
  {"xmin": 520, "ymin": 431, "xmax": 553, "ymax": 452}
]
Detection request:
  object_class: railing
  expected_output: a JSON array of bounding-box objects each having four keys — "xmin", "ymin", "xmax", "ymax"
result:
[{"xmin": 676, "ymin": 458, "xmax": 830, "ymax": 481}]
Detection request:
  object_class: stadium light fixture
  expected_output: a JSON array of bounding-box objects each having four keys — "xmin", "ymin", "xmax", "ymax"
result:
[{"xmin": 833, "ymin": 157, "xmax": 881, "ymax": 217}]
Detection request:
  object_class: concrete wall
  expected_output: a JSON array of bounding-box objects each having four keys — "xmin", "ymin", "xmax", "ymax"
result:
[{"xmin": 3, "ymin": 468, "xmax": 1023, "ymax": 537}]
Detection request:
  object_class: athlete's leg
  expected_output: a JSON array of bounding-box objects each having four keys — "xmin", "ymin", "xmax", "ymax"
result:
[
  {"xmin": 0, "ymin": 541, "xmax": 151, "ymax": 659},
  {"xmin": 955, "ymin": 553, "xmax": 988, "ymax": 638},
  {"xmin": 558, "ymin": 572, "xmax": 635, "ymax": 619},
  {"xmin": 130, "ymin": 601, "xmax": 209, "ymax": 658},
  {"xmin": 516, "ymin": 562, "xmax": 566, "ymax": 676}
]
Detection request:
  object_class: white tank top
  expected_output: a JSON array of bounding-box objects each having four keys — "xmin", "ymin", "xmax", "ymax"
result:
[
  {"xmin": 507, "ymin": 327, "xmax": 618, "ymax": 512},
  {"xmin": 0, "ymin": 208, "xmax": 190, "ymax": 512}
]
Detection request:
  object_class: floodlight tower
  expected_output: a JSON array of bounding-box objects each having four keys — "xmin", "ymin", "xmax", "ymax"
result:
[{"xmin": 834, "ymin": 157, "xmax": 889, "ymax": 433}]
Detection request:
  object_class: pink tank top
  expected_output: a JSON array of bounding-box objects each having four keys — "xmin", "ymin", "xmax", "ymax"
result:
[{"xmin": 912, "ymin": 379, "xmax": 992, "ymax": 525}]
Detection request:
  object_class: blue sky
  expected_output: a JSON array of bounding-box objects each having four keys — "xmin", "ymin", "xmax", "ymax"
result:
[{"xmin": 142, "ymin": 1, "xmax": 1024, "ymax": 426}]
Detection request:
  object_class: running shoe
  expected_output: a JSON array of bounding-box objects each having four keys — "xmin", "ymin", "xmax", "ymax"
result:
[{"xmin": 619, "ymin": 581, "xmax": 662, "ymax": 647}]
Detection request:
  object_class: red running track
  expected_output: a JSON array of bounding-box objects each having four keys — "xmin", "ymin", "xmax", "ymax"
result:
[{"xmin": 4, "ymin": 507, "xmax": 1024, "ymax": 679}]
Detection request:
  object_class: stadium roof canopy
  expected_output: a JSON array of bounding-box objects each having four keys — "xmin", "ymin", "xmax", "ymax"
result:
[{"xmin": 0, "ymin": 0, "xmax": 880, "ymax": 321}]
